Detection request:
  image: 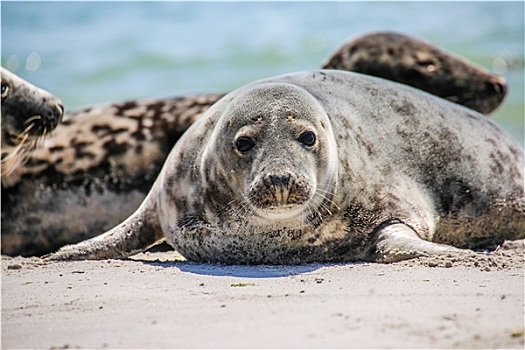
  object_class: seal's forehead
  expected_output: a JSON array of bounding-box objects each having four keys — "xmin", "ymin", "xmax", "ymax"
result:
[
  {"xmin": 224, "ymin": 82, "xmax": 326, "ymax": 122},
  {"xmin": 0, "ymin": 67, "xmax": 13, "ymax": 82}
]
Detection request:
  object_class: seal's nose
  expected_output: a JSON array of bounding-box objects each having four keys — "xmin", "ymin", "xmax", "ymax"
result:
[
  {"xmin": 269, "ymin": 174, "xmax": 290, "ymax": 187},
  {"xmin": 46, "ymin": 103, "xmax": 63, "ymax": 127},
  {"xmin": 489, "ymin": 77, "xmax": 508, "ymax": 96},
  {"xmin": 40, "ymin": 99, "xmax": 64, "ymax": 131},
  {"xmin": 56, "ymin": 102, "xmax": 64, "ymax": 116},
  {"xmin": 54, "ymin": 102, "xmax": 64, "ymax": 123}
]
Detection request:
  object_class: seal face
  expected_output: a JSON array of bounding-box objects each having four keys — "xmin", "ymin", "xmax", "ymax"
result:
[
  {"xmin": 197, "ymin": 83, "xmax": 338, "ymax": 224},
  {"xmin": 46, "ymin": 70, "xmax": 524, "ymax": 264},
  {"xmin": 1, "ymin": 67, "xmax": 64, "ymax": 175}
]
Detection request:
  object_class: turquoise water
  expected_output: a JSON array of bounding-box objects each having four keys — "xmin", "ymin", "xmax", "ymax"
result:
[{"xmin": 2, "ymin": 1, "xmax": 524, "ymax": 143}]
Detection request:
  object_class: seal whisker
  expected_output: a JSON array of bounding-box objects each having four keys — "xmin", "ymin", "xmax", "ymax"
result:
[
  {"xmin": 225, "ymin": 195, "xmax": 254, "ymax": 222},
  {"xmin": 1, "ymin": 132, "xmax": 30, "ymax": 175},
  {"xmin": 312, "ymin": 193, "xmax": 337, "ymax": 216},
  {"xmin": 315, "ymin": 187, "xmax": 340, "ymax": 198},
  {"xmin": 24, "ymin": 115, "xmax": 42, "ymax": 125},
  {"xmin": 314, "ymin": 188, "xmax": 341, "ymax": 212},
  {"xmin": 15, "ymin": 123, "xmax": 36, "ymax": 142}
]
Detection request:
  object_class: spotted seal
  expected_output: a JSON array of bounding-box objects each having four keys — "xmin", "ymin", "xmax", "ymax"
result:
[
  {"xmin": 1, "ymin": 94, "xmax": 223, "ymax": 256},
  {"xmin": 46, "ymin": 70, "xmax": 524, "ymax": 263},
  {"xmin": 3, "ymin": 32, "xmax": 509, "ymax": 257},
  {"xmin": 322, "ymin": 31, "xmax": 507, "ymax": 114},
  {"xmin": 1, "ymin": 67, "xmax": 64, "ymax": 175}
]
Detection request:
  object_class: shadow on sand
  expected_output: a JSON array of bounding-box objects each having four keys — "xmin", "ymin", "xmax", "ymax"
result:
[{"xmin": 138, "ymin": 259, "xmax": 359, "ymax": 278}]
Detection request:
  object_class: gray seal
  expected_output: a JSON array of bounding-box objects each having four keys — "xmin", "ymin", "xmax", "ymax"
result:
[
  {"xmin": 1, "ymin": 67, "xmax": 63, "ymax": 175},
  {"xmin": 3, "ymin": 32, "xmax": 509, "ymax": 257},
  {"xmin": 46, "ymin": 70, "xmax": 524, "ymax": 263},
  {"xmin": 322, "ymin": 31, "xmax": 507, "ymax": 114}
]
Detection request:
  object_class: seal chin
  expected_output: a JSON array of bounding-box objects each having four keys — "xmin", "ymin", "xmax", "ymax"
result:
[{"xmin": 252, "ymin": 203, "xmax": 310, "ymax": 224}]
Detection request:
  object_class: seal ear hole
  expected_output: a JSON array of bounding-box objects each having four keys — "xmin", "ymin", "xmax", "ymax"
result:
[
  {"xmin": 235, "ymin": 136, "xmax": 255, "ymax": 153},
  {"xmin": 298, "ymin": 131, "xmax": 316, "ymax": 147},
  {"xmin": 1, "ymin": 83, "xmax": 9, "ymax": 98}
]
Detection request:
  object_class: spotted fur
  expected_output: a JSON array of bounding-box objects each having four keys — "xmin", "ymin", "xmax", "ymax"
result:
[
  {"xmin": 1, "ymin": 94, "xmax": 223, "ymax": 256},
  {"xmin": 46, "ymin": 70, "xmax": 524, "ymax": 263}
]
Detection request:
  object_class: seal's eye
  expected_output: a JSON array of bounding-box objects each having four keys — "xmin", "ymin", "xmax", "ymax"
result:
[
  {"xmin": 1, "ymin": 83, "xmax": 8, "ymax": 98},
  {"xmin": 235, "ymin": 136, "xmax": 255, "ymax": 153},
  {"xmin": 298, "ymin": 131, "xmax": 316, "ymax": 146}
]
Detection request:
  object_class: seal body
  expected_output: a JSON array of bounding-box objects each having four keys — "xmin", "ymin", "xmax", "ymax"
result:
[
  {"xmin": 47, "ymin": 70, "xmax": 524, "ymax": 264},
  {"xmin": 3, "ymin": 32, "xmax": 509, "ymax": 257},
  {"xmin": 322, "ymin": 32, "xmax": 507, "ymax": 114},
  {"xmin": 1, "ymin": 67, "xmax": 63, "ymax": 175}
]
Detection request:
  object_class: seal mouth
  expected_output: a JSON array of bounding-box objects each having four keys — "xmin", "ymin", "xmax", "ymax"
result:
[{"xmin": 252, "ymin": 203, "xmax": 310, "ymax": 222}]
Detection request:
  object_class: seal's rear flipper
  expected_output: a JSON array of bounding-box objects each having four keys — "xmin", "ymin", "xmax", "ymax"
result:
[
  {"xmin": 372, "ymin": 222, "xmax": 461, "ymax": 263},
  {"xmin": 43, "ymin": 187, "xmax": 164, "ymax": 261}
]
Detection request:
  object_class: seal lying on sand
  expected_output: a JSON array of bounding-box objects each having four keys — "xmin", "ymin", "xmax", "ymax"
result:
[
  {"xmin": 2, "ymin": 32, "xmax": 509, "ymax": 257},
  {"xmin": 322, "ymin": 32, "xmax": 507, "ymax": 114},
  {"xmin": 1, "ymin": 94, "xmax": 223, "ymax": 256},
  {"xmin": 1, "ymin": 67, "xmax": 64, "ymax": 175},
  {"xmin": 46, "ymin": 70, "xmax": 524, "ymax": 263}
]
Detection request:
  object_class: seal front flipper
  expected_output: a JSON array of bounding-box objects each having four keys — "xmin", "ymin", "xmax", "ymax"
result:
[
  {"xmin": 43, "ymin": 184, "xmax": 164, "ymax": 261},
  {"xmin": 371, "ymin": 222, "xmax": 462, "ymax": 263}
]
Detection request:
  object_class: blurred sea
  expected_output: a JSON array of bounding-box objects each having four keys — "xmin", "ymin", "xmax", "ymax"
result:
[{"xmin": 2, "ymin": 1, "xmax": 524, "ymax": 143}]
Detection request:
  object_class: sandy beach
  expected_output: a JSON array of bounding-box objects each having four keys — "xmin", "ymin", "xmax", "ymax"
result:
[{"xmin": 2, "ymin": 241, "xmax": 524, "ymax": 349}]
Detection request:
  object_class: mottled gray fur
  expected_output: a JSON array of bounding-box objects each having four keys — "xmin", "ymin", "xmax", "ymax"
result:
[{"xmin": 46, "ymin": 70, "xmax": 524, "ymax": 263}]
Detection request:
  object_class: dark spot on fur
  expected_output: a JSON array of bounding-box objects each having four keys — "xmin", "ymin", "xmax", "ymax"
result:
[
  {"xmin": 91, "ymin": 124, "xmax": 129, "ymax": 137},
  {"xmin": 49, "ymin": 145, "xmax": 64, "ymax": 153},
  {"xmin": 114, "ymin": 101, "xmax": 138, "ymax": 116},
  {"xmin": 131, "ymin": 117, "xmax": 147, "ymax": 141},
  {"xmin": 103, "ymin": 140, "xmax": 129, "ymax": 155},
  {"xmin": 438, "ymin": 178, "xmax": 476, "ymax": 214},
  {"xmin": 24, "ymin": 158, "xmax": 53, "ymax": 169},
  {"xmin": 355, "ymin": 132, "xmax": 375, "ymax": 156},
  {"xmin": 390, "ymin": 99, "xmax": 417, "ymax": 117}
]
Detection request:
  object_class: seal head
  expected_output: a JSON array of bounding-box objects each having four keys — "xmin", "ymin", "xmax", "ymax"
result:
[
  {"xmin": 1, "ymin": 67, "xmax": 63, "ymax": 175},
  {"xmin": 199, "ymin": 83, "xmax": 339, "ymax": 225},
  {"xmin": 322, "ymin": 31, "xmax": 508, "ymax": 114}
]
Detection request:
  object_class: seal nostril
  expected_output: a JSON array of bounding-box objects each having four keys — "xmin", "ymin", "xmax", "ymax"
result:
[
  {"xmin": 495, "ymin": 81, "xmax": 507, "ymax": 95},
  {"xmin": 269, "ymin": 174, "xmax": 290, "ymax": 187},
  {"xmin": 488, "ymin": 79, "xmax": 507, "ymax": 96},
  {"xmin": 55, "ymin": 103, "xmax": 64, "ymax": 123}
]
